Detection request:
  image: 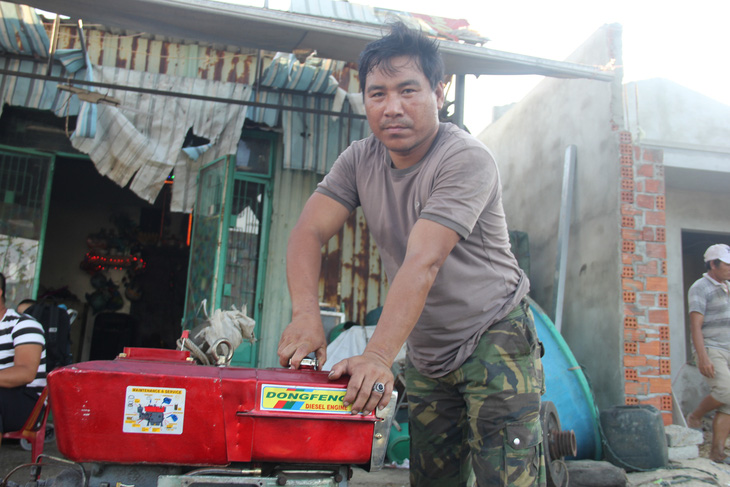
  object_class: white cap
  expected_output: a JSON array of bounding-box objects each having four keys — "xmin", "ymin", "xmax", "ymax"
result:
[{"xmin": 704, "ymin": 244, "xmax": 730, "ymax": 264}]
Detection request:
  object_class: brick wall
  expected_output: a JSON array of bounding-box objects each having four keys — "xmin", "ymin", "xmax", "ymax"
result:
[{"xmin": 619, "ymin": 131, "xmax": 673, "ymax": 425}]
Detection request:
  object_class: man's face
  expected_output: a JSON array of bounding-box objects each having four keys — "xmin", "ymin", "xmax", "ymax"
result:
[
  {"xmin": 363, "ymin": 56, "xmax": 444, "ymax": 168},
  {"xmin": 712, "ymin": 260, "xmax": 730, "ymax": 281}
]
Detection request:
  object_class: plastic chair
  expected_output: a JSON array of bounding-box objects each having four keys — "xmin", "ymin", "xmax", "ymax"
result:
[{"xmin": 2, "ymin": 387, "xmax": 51, "ymax": 462}]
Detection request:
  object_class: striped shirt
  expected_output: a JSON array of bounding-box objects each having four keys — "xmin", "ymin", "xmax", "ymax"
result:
[
  {"xmin": 688, "ymin": 273, "xmax": 730, "ymax": 351},
  {"xmin": 0, "ymin": 308, "xmax": 47, "ymax": 395}
]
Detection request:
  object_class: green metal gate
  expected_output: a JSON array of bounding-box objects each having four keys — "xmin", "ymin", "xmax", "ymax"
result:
[
  {"xmin": 0, "ymin": 146, "xmax": 54, "ymax": 304},
  {"xmin": 183, "ymin": 131, "xmax": 274, "ymax": 367}
]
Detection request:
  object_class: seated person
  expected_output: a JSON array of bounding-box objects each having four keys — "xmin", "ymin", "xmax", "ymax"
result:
[
  {"xmin": 0, "ymin": 273, "xmax": 46, "ymax": 446},
  {"xmin": 16, "ymin": 298, "xmax": 35, "ymax": 315}
]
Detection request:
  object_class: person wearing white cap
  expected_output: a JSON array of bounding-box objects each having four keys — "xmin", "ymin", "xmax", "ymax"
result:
[{"xmin": 686, "ymin": 243, "xmax": 730, "ymax": 464}]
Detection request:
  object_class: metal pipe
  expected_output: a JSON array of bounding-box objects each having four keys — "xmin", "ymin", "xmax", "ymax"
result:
[
  {"xmin": 45, "ymin": 15, "xmax": 60, "ymax": 76},
  {"xmin": 454, "ymin": 74, "xmax": 465, "ymax": 129},
  {"xmin": 553, "ymin": 145, "xmax": 577, "ymax": 332},
  {"xmin": 186, "ymin": 467, "xmax": 263, "ymax": 476},
  {"xmin": 76, "ymin": 20, "xmax": 88, "ymax": 60}
]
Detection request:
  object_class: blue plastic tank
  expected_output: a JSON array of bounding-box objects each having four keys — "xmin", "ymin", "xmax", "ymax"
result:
[{"xmin": 527, "ymin": 297, "xmax": 602, "ymax": 460}]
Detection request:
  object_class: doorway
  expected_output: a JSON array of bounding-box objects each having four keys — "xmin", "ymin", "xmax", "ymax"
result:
[
  {"xmin": 39, "ymin": 156, "xmax": 190, "ymax": 362},
  {"xmin": 183, "ymin": 130, "xmax": 275, "ymax": 367},
  {"xmin": 680, "ymin": 230, "xmax": 730, "ymax": 360}
]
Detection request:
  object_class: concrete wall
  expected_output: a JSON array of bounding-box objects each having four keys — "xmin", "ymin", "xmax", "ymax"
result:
[
  {"xmin": 624, "ymin": 79, "xmax": 730, "ymax": 148},
  {"xmin": 479, "ymin": 24, "xmax": 626, "ymax": 409}
]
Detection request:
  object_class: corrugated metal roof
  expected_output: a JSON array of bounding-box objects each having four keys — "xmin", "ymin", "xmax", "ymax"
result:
[
  {"xmin": 0, "ymin": 0, "xmax": 614, "ymax": 213},
  {"xmin": 0, "ymin": 4, "xmax": 369, "ymax": 208},
  {"xmin": 0, "ymin": 3, "xmax": 85, "ymax": 117},
  {"xmin": 0, "ymin": 1, "xmax": 47, "ymax": 56},
  {"xmin": 280, "ymin": 92, "xmax": 369, "ymax": 173},
  {"xmin": 291, "ymin": 0, "xmax": 380, "ymax": 26},
  {"xmin": 10, "ymin": 0, "xmax": 614, "ymax": 80},
  {"xmin": 0, "ymin": 57, "xmax": 81, "ymax": 116},
  {"xmin": 55, "ymin": 24, "xmax": 261, "ymax": 85},
  {"xmin": 291, "ymin": 0, "xmax": 486, "ymax": 44},
  {"xmin": 248, "ymin": 53, "xmax": 370, "ymax": 174},
  {"xmin": 68, "ymin": 65, "xmax": 252, "ymax": 210}
]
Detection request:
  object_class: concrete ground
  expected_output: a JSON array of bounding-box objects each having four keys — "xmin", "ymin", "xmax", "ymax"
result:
[
  {"xmin": 0, "ymin": 437, "xmax": 411, "ymax": 486},
  {"xmin": 351, "ymin": 465, "xmax": 409, "ymax": 487},
  {"xmin": 2, "ymin": 427, "xmax": 730, "ymax": 487}
]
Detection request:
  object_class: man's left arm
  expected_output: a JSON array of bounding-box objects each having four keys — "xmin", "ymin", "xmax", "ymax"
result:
[
  {"xmin": 328, "ymin": 218, "xmax": 460, "ymax": 415},
  {"xmin": 0, "ymin": 344, "xmax": 42, "ymax": 388}
]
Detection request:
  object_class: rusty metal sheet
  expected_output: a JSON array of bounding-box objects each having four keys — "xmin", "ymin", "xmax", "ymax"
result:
[
  {"xmin": 325, "ymin": 208, "xmax": 385, "ymax": 326},
  {"xmin": 332, "ymin": 63, "xmax": 359, "ymax": 93},
  {"xmin": 52, "ymin": 24, "xmax": 259, "ymax": 85}
]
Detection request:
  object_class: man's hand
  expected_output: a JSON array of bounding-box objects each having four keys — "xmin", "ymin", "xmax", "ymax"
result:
[
  {"xmin": 698, "ymin": 354, "xmax": 715, "ymax": 378},
  {"xmin": 690, "ymin": 313, "xmax": 713, "ymax": 378},
  {"xmin": 277, "ymin": 314, "xmax": 327, "ymax": 370},
  {"xmin": 328, "ymin": 351, "xmax": 394, "ymax": 415}
]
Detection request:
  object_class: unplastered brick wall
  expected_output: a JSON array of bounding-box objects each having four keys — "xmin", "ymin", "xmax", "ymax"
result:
[{"xmin": 619, "ymin": 131, "xmax": 672, "ymax": 425}]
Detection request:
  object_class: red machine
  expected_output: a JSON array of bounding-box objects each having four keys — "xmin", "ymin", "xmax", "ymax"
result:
[{"xmin": 37, "ymin": 347, "xmax": 397, "ymax": 487}]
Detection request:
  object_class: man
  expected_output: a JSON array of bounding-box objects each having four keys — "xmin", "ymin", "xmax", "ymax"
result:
[
  {"xmin": 0, "ymin": 273, "xmax": 46, "ymax": 446},
  {"xmin": 686, "ymin": 244, "xmax": 730, "ymax": 464},
  {"xmin": 277, "ymin": 23, "xmax": 544, "ymax": 486}
]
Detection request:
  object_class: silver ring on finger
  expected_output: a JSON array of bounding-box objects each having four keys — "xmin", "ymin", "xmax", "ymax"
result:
[{"xmin": 372, "ymin": 382, "xmax": 385, "ymax": 394}]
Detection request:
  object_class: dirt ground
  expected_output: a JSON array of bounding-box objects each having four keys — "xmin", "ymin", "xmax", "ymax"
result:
[
  {"xmin": 351, "ymin": 465, "xmax": 410, "ymax": 487},
  {"xmin": 3, "ymin": 418, "xmax": 730, "ymax": 487},
  {"xmin": 0, "ymin": 438, "xmax": 412, "ymax": 486},
  {"xmin": 626, "ymin": 457, "xmax": 730, "ymax": 487},
  {"xmin": 625, "ymin": 415, "xmax": 730, "ymax": 487}
]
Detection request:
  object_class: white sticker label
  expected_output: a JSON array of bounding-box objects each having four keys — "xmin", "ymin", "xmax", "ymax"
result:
[{"xmin": 123, "ymin": 386, "xmax": 185, "ymax": 435}]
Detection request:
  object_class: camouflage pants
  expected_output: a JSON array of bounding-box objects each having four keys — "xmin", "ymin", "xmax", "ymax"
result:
[{"xmin": 405, "ymin": 301, "xmax": 546, "ymax": 487}]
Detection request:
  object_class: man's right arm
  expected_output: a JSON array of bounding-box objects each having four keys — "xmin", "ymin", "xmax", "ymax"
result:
[
  {"xmin": 690, "ymin": 311, "xmax": 714, "ymax": 378},
  {"xmin": 277, "ymin": 192, "xmax": 352, "ymax": 369},
  {"xmin": 0, "ymin": 343, "xmax": 42, "ymax": 388}
]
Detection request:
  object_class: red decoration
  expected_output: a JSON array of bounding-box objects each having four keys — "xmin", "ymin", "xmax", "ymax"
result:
[{"xmin": 81, "ymin": 252, "xmax": 147, "ymax": 273}]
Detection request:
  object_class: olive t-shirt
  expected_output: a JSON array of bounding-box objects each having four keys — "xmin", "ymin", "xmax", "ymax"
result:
[{"xmin": 317, "ymin": 123, "xmax": 528, "ymax": 377}]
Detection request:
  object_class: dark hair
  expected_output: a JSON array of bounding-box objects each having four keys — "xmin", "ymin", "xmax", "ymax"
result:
[
  {"xmin": 707, "ymin": 259, "xmax": 721, "ymax": 271},
  {"xmin": 0, "ymin": 272, "xmax": 5, "ymax": 298},
  {"xmin": 358, "ymin": 21, "xmax": 445, "ymax": 93}
]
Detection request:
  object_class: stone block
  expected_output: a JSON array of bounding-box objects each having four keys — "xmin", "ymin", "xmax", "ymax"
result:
[
  {"xmin": 665, "ymin": 424, "xmax": 704, "ymax": 447},
  {"xmin": 667, "ymin": 445, "xmax": 699, "ymax": 462},
  {"xmin": 566, "ymin": 460, "xmax": 627, "ymax": 487}
]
